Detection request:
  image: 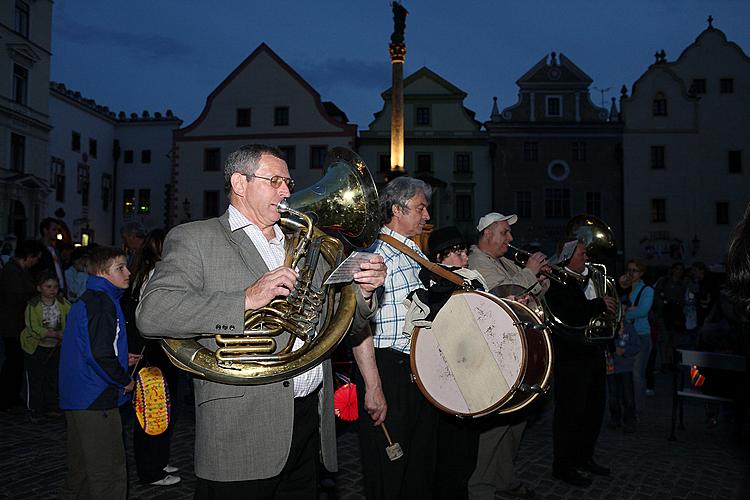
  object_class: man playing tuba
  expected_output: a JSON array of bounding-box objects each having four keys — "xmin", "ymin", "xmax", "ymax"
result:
[{"xmin": 137, "ymin": 144, "xmax": 386, "ymax": 498}]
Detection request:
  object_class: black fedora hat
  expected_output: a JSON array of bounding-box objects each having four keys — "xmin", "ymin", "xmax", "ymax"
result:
[{"xmin": 428, "ymin": 226, "xmax": 466, "ymax": 260}]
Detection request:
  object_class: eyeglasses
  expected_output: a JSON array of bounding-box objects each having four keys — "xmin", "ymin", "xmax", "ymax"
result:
[{"xmin": 246, "ymin": 173, "xmax": 295, "ymax": 190}]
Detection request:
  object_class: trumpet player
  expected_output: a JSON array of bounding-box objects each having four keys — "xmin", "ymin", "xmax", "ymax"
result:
[{"xmin": 466, "ymin": 212, "xmax": 548, "ymax": 500}]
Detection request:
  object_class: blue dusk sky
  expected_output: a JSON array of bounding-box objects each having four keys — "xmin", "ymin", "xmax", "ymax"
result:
[{"xmin": 51, "ymin": 1, "xmax": 750, "ymax": 128}]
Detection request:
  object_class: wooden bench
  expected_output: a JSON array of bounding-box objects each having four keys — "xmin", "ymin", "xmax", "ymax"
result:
[{"xmin": 669, "ymin": 348, "xmax": 746, "ymax": 441}]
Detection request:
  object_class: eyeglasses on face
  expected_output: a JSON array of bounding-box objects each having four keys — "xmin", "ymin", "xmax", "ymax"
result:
[{"xmin": 245, "ymin": 173, "xmax": 295, "ymax": 190}]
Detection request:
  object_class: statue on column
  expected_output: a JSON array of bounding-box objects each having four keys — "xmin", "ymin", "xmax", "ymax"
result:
[{"xmin": 391, "ymin": 2, "xmax": 408, "ymax": 45}]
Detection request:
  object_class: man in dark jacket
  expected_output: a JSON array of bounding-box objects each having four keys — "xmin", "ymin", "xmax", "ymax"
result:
[
  {"xmin": 59, "ymin": 247, "xmax": 134, "ymax": 500},
  {"xmin": 0, "ymin": 240, "xmax": 44, "ymax": 410},
  {"xmin": 544, "ymin": 241, "xmax": 617, "ymax": 487}
]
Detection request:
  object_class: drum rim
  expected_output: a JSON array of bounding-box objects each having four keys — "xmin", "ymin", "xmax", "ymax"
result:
[{"xmin": 410, "ymin": 290, "xmax": 529, "ymax": 418}]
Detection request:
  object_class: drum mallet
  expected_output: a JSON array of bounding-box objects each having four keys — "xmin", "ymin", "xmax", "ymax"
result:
[{"xmin": 380, "ymin": 423, "xmax": 403, "ymax": 461}]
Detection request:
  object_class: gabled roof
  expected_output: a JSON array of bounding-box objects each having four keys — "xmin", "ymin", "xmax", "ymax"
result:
[
  {"xmin": 178, "ymin": 43, "xmax": 352, "ymax": 134},
  {"xmin": 381, "ymin": 66, "xmax": 468, "ymax": 99},
  {"xmin": 516, "ymin": 53, "xmax": 593, "ymax": 87}
]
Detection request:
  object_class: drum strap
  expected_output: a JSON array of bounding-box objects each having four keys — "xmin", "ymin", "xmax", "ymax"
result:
[{"xmin": 378, "ymin": 234, "xmax": 465, "ymax": 286}]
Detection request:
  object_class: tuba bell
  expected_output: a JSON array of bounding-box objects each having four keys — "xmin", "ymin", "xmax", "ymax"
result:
[
  {"xmin": 543, "ymin": 214, "xmax": 622, "ymax": 342},
  {"xmin": 160, "ymin": 147, "xmax": 380, "ymax": 385}
]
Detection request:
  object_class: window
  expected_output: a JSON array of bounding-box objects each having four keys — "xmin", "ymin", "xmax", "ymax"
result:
[
  {"xmin": 650, "ymin": 146, "xmax": 666, "ymax": 169},
  {"xmin": 454, "ymin": 153, "xmax": 472, "ymax": 173},
  {"xmin": 716, "ymin": 202, "xmax": 729, "ymax": 225},
  {"xmin": 274, "ymin": 107, "xmax": 289, "ymax": 126},
  {"xmin": 123, "ymin": 189, "xmax": 135, "ymax": 215},
  {"xmin": 138, "ymin": 189, "xmax": 151, "ymax": 214},
  {"xmin": 455, "ymin": 194, "xmax": 472, "ymax": 221},
  {"xmin": 416, "ymin": 154, "xmax": 432, "ymax": 173},
  {"xmin": 204, "ymin": 148, "xmax": 220, "ymax": 171},
  {"xmin": 544, "ymin": 189, "xmax": 570, "ymax": 218},
  {"xmin": 691, "ymin": 79, "xmax": 706, "ymax": 94},
  {"xmin": 77, "ymin": 164, "xmax": 90, "ymax": 207},
  {"xmin": 279, "ymin": 146, "xmax": 296, "ymax": 169},
  {"xmin": 236, "ymin": 108, "xmax": 252, "ymax": 127},
  {"xmin": 204, "ymin": 191, "xmax": 220, "ymax": 218},
  {"xmin": 651, "ymin": 199, "xmax": 666, "ymax": 223},
  {"xmin": 523, "ymin": 142, "xmax": 538, "ymax": 162},
  {"xmin": 546, "ymin": 96, "xmax": 562, "ymax": 117},
  {"xmin": 50, "ymin": 157, "xmax": 65, "ymax": 202},
  {"xmin": 101, "ymin": 174, "xmax": 111, "ymax": 211},
  {"xmin": 71, "ymin": 131, "xmax": 81, "ymax": 152},
  {"xmin": 12, "ymin": 64, "xmax": 28, "ymax": 105},
  {"xmin": 123, "ymin": 149, "xmax": 134, "ymax": 164},
  {"xmin": 572, "ymin": 142, "xmax": 586, "ymax": 161},
  {"xmin": 378, "ymin": 153, "xmax": 391, "ymax": 173},
  {"xmin": 416, "ymin": 107, "xmax": 431, "ymax": 126},
  {"xmin": 141, "ymin": 150, "xmax": 151, "ymax": 164},
  {"xmin": 310, "ymin": 146, "xmax": 327, "ymax": 169},
  {"xmin": 516, "ymin": 191, "xmax": 532, "ymax": 218},
  {"xmin": 720, "ymin": 78, "xmax": 734, "ymax": 94},
  {"xmin": 15, "ymin": 1, "xmax": 29, "ymax": 37},
  {"xmin": 10, "ymin": 133, "xmax": 25, "ymax": 172},
  {"xmin": 88, "ymin": 138, "xmax": 98, "ymax": 159},
  {"xmin": 652, "ymin": 92, "xmax": 668, "ymax": 116},
  {"xmin": 585, "ymin": 192, "xmax": 602, "ymax": 217},
  {"xmin": 728, "ymin": 150, "xmax": 742, "ymax": 173}
]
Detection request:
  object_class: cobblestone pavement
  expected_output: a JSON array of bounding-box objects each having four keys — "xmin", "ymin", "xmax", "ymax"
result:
[{"xmin": 0, "ymin": 372, "xmax": 747, "ymax": 499}]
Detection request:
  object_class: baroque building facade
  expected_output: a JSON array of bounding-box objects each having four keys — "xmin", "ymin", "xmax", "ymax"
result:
[
  {"xmin": 358, "ymin": 67, "xmax": 490, "ymax": 239},
  {"xmin": 621, "ymin": 20, "xmax": 750, "ymax": 266},
  {"xmin": 170, "ymin": 43, "xmax": 356, "ymax": 226},
  {"xmin": 486, "ymin": 53, "xmax": 623, "ymax": 255}
]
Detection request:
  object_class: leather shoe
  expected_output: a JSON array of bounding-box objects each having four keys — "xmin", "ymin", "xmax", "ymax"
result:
[
  {"xmin": 553, "ymin": 467, "xmax": 592, "ymax": 487},
  {"xmin": 579, "ymin": 459, "xmax": 610, "ymax": 476}
]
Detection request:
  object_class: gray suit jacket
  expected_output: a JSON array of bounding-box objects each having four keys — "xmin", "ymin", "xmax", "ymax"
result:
[{"xmin": 136, "ymin": 210, "xmax": 374, "ymax": 481}]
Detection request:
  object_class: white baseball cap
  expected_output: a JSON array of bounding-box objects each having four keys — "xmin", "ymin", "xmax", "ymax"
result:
[{"xmin": 476, "ymin": 212, "xmax": 518, "ymax": 232}]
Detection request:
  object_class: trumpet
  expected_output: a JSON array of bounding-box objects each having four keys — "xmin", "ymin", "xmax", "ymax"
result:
[{"xmin": 507, "ymin": 244, "xmax": 586, "ymax": 286}]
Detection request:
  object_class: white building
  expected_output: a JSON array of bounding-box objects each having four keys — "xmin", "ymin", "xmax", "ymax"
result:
[
  {"xmin": 49, "ymin": 84, "xmax": 181, "ymax": 245},
  {"xmin": 621, "ymin": 20, "xmax": 750, "ymax": 266},
  {"xmin": 359, "ymin": 67, "xmax": 490, "ymax": 239},
  {"xmin": 0, "ymin": 0, "xmax": 53, "ymax": 241},
  {"xmin": 171, "ymin": 43, "xmax": 356, "ymax": 225}
]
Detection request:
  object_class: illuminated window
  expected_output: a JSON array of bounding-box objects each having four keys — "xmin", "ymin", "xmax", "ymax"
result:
[
  {"xmin": 123, "ymin": 189, "xmax": 135, "ymax": 215},
  {"xmin": 138, "ymin": 189, "xmax": 151, "ymax": 214}
]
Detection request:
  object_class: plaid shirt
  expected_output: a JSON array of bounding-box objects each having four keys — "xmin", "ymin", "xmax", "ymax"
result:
[
  {"xmin": 227, "ymin": 205, "xmax": 322, "ymax": 397},
  {"xmin": 369, "ymin": 226, "xmax": 426, "ymax": 354}
]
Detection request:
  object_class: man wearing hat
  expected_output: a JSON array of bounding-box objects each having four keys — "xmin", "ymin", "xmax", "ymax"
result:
[{"xmin": 466, "ymin": 212, "xmax": 549, "ymax": 500}]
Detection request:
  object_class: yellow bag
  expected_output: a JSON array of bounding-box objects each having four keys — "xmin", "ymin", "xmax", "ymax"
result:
[{"xmin": 133, "ymin": 366, "xmax": 171, "ymax": 436}]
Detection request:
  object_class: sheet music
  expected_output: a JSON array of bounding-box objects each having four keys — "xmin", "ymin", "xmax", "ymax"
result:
[{"xmin": 324, "ymin": 251, "xmax": 376, "ymax": 285}]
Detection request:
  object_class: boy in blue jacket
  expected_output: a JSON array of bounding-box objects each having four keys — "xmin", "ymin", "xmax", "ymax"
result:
[{"xmin": 59, "ymin": 247, "xmax": 133, "ymax": 499}]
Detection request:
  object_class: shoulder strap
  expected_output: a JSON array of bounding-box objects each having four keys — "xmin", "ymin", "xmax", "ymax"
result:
[
  {"xmin": 378, "ymin": 234, "xmax": 465, "ymax": 286},
  {"xmin": 633, "ymin": 284, "xmax": 649, "ymax": 307}
]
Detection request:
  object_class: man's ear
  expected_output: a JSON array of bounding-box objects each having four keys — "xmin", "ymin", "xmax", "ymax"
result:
[
  {"xmin": 230, "ymin": 172, "xmax": 247, "ymax": 197},
  {"xmin": 392, "ymin": 204, "xmax": 403, "ymax": 221}
]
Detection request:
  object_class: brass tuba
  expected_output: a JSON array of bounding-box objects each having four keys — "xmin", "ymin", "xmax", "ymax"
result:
[
  {"xmin": 543, "ymin": 214, "xmax": 622, "ymax": 342},
  {"xmin": 161, "ymin": 147, "xmax": 380, "ymax": 385}
]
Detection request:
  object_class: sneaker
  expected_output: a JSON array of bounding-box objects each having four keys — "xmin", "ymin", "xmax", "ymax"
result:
[
  {"xmin": 163, "ymin": 464, "xmax": 179, "ymax": 474},
  {"xmin": 150, "ymin": 474, "xmax": 181, "ymax": 486},
  {"xmin": 645, "ymin": 389, "xmax": 655, "ymax": 396}
]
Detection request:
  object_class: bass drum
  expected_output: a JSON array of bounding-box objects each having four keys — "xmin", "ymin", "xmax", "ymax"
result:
[
  {"xmin": 410, "ymin": 290, "xmax": 552, "ymax": 417},
  {"xmin": 491, "ymin": 283, "xmax": 545, "ymax": 321}
]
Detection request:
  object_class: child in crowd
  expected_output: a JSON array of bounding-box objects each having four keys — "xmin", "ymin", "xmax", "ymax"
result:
[
  {"xmin": 20, "ymin": 273, "xmax": 71, "ymax": 421},
  {"xmin": 58, "ymin": 247, "xmax": 134, "ymax": 500},
  {"xmin": 64, "ymin": 248, "xmax": 88, "ymax": 302},
  {"xmin": 606, "ymin": 320, "xmax": 641, "ymax": 433}
]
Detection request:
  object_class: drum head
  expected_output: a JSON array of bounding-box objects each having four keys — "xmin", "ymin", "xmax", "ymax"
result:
[{"xmin": 411, "ymin": 290, "xmax": 525, "ymax": 417}]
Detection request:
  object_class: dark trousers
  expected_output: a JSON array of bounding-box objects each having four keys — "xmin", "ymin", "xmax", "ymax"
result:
[
  {"xmin": 433, "ymin": 413, "xmax": 479, "ymax": 500},
  {"xmin": 355, "ymin": 348, "xmax": 439, "ymax": 500},
  {"xmin": 194, "ymin": 389, "xmax": 320, "ymax": 500},
  {"xmin": 62, "ymin": 409, "xmax": 127, "ymax": 500},
  {"xmin": 607, "ymin": 372, "xmax": 636, "ymax": 424},
  {"xmin": 552, "ymin": 345, "xmax": 606, "ymax": 469},
  {"xmin": 0, "ymin": 337, "xmax": 24, "ymax": 409},
  {"xmin": 24, "ymin": 346, "xmax": 60, "ymax": 413},
  {"xmin": 645, "ymin": 336, "xmax": 657, "ymax": 390}
]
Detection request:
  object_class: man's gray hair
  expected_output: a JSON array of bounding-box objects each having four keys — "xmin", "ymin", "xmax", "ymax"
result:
[
  {"xmin": 380, "ymin": 176, "xmax": 432, "ymax": 224},
  {"xmin": 224, "ymin": 144, "xmax": 285, "ymax": 193}
]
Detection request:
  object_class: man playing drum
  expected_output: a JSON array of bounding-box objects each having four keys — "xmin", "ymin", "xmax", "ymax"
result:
[{"xmin": 466, "ymin": 212, "xmax": 549, "ymax": 500}]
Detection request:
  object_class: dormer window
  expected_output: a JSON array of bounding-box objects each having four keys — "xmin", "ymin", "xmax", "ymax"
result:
[
  {"xmin": 546, "ymin": 96, "xmax": 562, "ymax": 117},
  {"xmin": 652, "ymin": 92, "xmax": 668, "ymax": 116}
]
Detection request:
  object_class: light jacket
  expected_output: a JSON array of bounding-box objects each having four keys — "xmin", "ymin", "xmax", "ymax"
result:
[
  {"xmin": 624, "ymin": 281, "xmax": 654, "ymax": 336},
  {"xmin": 20, "ymin": 295, "xmax": 71, "ymax": 354}
]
